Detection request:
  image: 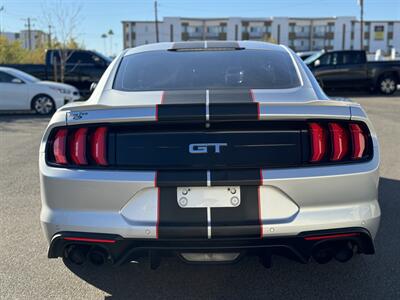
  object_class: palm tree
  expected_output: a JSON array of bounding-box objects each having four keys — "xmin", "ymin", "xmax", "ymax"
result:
[
  {"xmin": 101, "ymin": 33, "xmax": 107, "ymax": 55},
  {"xmin": 108, "ymin": 29, "xmax": 114, "ymax": 56}
]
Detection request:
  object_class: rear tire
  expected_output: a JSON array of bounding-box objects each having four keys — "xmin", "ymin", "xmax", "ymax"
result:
[
  {"xmin": 31, "ymin": 95, "xmax": 55, "ymax": 115},
  {"xmin": 377, "ymin": 75, "xmax": 397, "ymax": 95}
]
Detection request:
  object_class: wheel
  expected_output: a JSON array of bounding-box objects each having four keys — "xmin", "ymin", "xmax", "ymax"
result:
[
  {"xmin": 378, "ymin": 75, "xmax": 398, "ymax": 95},
  {"xmin": 32, "ymin": 95, "xmax": 55, "ymax": 115}
]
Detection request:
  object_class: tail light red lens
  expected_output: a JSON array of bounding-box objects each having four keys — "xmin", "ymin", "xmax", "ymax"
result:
[
  {"xmin": 91, "ymin": 127, "xmax": 108, "ymax": 166},
  {"xmin": 349, "ymin": 124, "xmax": 366, "ymax": 159},
  {"xmin": 309, "ymin": 122, "xmax": 369, "ymax": 163},
  {"xmin": 328, "ymin": 123, "xmax": 349, "ymax": 161},
  {"xmin": 70, "ymin": 128, "xmax": 88, "ymax": 165},
  {"xmin": 309, "ymin": 123, "xmax": 327, "ymax": 162},
  {"xmin": 53, "ymin": 129, "xmax": 68, "ymax": 164},
  {"xmin": 49, "ymin": 126, "xmax": 108, "ymax": 167}
]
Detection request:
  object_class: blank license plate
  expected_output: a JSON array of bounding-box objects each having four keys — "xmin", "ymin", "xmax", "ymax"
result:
[{"xmin": 176, "ymin": 186, "xmax": 241, "ymax": 208}]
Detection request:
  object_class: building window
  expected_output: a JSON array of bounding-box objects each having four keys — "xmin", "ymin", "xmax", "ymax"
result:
[{"xmin": 374, "ymin": 25, "xmax": 384, "ymax": 40}]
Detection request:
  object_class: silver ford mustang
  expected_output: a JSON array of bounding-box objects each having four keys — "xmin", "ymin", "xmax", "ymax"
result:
[{"xmin": 39, "ymin": 41, "xmax": 380, "ymax": 268}]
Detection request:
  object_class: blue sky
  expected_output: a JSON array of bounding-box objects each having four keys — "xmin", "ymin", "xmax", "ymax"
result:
[{"xmin": 1, "ymin": 0, "xmax": 399, "ymax": 55}]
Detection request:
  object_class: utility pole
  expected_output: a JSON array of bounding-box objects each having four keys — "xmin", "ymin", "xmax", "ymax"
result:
[
  {"xmin": 359, "ymin": 0, "xmax": 364, "ymax": 50},
  {"xmin": 22, "ymin": 17, "xmax": 35, "ymax": 50},
  {"xmin": 154, "ymin": 0, "xmax": 159, "ymax": 43},
  {"xmin": 48, "ymin": 25, "xmax": 52, "ymax": 48}
]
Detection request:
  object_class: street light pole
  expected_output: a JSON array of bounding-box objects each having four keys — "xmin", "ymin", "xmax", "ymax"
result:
[{"xmin": 154, "ymin": 0, "xmax": 159, "ymax": 43}]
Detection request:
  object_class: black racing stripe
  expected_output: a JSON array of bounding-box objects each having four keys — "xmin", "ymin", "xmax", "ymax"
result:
[
  {"xmin": 156, "ymin": 170, "xmax": 207, "ymax": 187},
  {"xmin": 158, "ymin": 187, "xmax": 207, "ymax": 239},
  {"xmin": 208, "ymin": 89, "xmax": 258, "ymax": 121},
  {"xmin": 157, "ymin": 90, "xmax": 206, "ymax": 121},
  {"xmin": 209, "ymin": 103, "xmax": 259, "ymax": 121},
  {"xmin": 211, "ymin": 186, "xmax": 261, "ymax": 238},
  {"xmin": 162, "ymin": 90, "xmax": 206, "ymax": 104},
  {"xmin": 209, "ymin": 89, "xmax": 253, "ymax": 103},
  {"xmin": 157, "ymin": 104, "xmax": 206, "ymax": 121},
  {"xmin": 210, "ymin": 169, "xmax": 262, "ymax": 186}
]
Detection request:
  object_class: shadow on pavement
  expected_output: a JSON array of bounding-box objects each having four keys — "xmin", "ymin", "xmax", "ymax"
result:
[{"xmin": 64, "ymin": 177, "xmax": 400, "ymax": 300}]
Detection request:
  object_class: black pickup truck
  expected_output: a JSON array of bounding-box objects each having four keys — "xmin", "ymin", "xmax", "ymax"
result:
[
  {"xmin": 305, "ymin": 50, "xmax": 400, "ymax": 95},
  {"xmin": 2, "ymin": 49, "xmax": 111, "ymax": 98}
]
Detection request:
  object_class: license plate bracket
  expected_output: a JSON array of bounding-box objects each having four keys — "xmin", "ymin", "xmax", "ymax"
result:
[{"xmin": 176, "ymin": 186, "xmax": 241, "ymax": 208}]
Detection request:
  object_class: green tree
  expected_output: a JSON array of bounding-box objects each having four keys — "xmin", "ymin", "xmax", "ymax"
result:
[{"xmin": 0, "ymin": 36, "xmax": 29, "ymax": 64}]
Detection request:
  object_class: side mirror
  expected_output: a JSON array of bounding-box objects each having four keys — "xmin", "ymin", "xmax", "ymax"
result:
[
  {"xmin": 11, "ymin": 78, "xmax": 24, "ymax": 84},
  {"xmin": 314, "ymin": 59, "xmax": 321, "ymax": 67},
  {"xmin": 90, "ymin": 82, "xmax": 98, "ymax": 93}
]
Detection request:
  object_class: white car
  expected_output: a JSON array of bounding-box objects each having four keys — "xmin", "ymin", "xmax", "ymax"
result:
[{"xmin": 0, "ymin": 67, "xmax": 80, "ymax": 115}]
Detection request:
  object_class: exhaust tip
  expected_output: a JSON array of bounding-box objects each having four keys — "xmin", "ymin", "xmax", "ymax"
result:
[
  {"xmin": 335, "ymin": 243, "xmax": 354, "ymax": 263},
  {"xmin": 88, "ymin": 247, "xmax": 109, "ymax": 266},
  {"xmin": 64, "ymin": 245, "xmax": 88, "ymax": 265},
  {"xmin": 312, "ymin": 245, "xmax": 334, "ymax": 264}
]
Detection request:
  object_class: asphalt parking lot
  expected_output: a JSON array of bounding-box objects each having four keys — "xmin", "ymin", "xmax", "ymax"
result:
[{"xmin": 1, "ymin": 94, "xmax": 400, "ymax": 299}]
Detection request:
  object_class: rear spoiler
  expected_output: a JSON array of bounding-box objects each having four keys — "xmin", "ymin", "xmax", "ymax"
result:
[{"xmin": 63, "ymin": 102, "xmax": 358, "ymax": 126}]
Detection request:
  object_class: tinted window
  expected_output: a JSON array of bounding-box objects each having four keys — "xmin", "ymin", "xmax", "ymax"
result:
[
  {"xmin": 0, "ymin": 71, "xmax": 17, "ymax": 83},
  {"xmin": 319, "ymin": 53, "xmax": 338, "ymax": 66},
  {"xmin": 114, "ymin": 49, "xmax": 301, "ymax": 91},
  {"xmin": 68, "ymin": 51, "xmax": 100, "ymax": 64},
  {"xmin": 338, "ymin": 52, "xmax": 364, "ymax": 65}
]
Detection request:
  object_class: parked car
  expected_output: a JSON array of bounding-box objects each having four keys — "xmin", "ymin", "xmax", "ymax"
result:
[
  {"xmin": 305, "ymin": 50, "xmax": 400, "ymax": 94},
  {"xmin": 1, "ymin": 49, "xmax": 111, "ymax": 98},
  {"xmin": 0, "ymin": 67, "xmax": 80, "ymax": 115},
  {"xmin": 40, "ymin": 41, "xmax": 380, "ymax": 268}
]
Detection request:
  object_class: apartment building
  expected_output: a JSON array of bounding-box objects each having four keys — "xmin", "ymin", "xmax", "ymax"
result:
[
  {"xmin": 122, "ymin": 16, "xmax": 400, "ymax": 54},
  {"xmin": 1, "ymin": 29, "xmax": 49, "ymax": 50}
]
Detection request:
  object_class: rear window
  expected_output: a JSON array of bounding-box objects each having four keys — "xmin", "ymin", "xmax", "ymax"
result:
[{"xmin": 113, "ymin": 49, "xmax": 301, "ymax": 91}]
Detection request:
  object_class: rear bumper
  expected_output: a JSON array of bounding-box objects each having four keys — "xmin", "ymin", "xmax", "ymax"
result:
[{"xmin": 49, "ymin": 227, "xmax": 375, "ymax": 265}]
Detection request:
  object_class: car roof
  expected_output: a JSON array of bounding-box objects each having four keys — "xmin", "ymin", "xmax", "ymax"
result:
[
  {"xmin": 124, "ymin": 41, "xmax": 286, "ymax": 57},
  {"xmin": 0, "ymin": 66, "xmax": 17, "ymax": 73}
]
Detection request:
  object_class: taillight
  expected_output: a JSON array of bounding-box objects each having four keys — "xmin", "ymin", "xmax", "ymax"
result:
[
  {"xmin": 349, "ymin": 124, "xmax": 366, "ymax": 159},
  {"xmin": 328, "ymin": 123, "xmax": 349, "ymax": 161},
  {"xmin": 49, "ymin": 126, "xmax": 108, "ymax": 167},
  {"xmin": 91, "ymin": 127, "xmax": 108, "ymax": 166},
  {"xmin": 70, "ymin": 128, "xmax": 88, "ymax": 165},
  {"xmin": 308, "ymin": 122, "xmax": 369, "ymax": 163},
  {"xmin": 53, "ymin": 129, "xmax": 68, "ymax": 164},
  {"xmin": 309, "ymin": 123, "xmax": 327, "ymax": 162}
]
